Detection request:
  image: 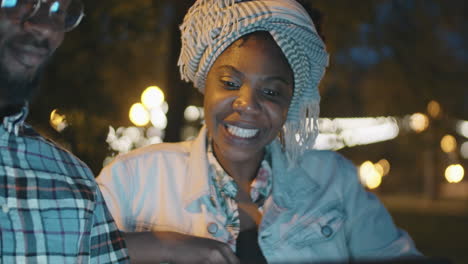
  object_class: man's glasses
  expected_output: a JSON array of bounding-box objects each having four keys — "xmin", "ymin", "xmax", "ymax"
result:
[{"xmin": 0, "ymin": 0, "xmax": 84, "ymax": 32}]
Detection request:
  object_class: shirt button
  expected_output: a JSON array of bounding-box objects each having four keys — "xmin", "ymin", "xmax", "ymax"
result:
[
  {"xmin": 321, "ymin": 225, "xmax": 333, "ymax": 238},
  {"xmin": 207, "ymin": 222, "xmax": 219, "ymax": 235},
  {"xmin": 2, "ymin": 203, "xmax": 9, "ymax": 213}
]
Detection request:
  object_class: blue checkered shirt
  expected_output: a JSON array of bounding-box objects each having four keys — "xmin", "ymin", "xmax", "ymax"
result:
[{"xmin": 0, "ymin": 106, "xmax": 129, "ymax": 263}]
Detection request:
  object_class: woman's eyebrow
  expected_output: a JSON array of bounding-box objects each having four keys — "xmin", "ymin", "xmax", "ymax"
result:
[
  {"xmin": 216, "ymin": 65, "xmax": 290, "ymax": 85},
  {"xmin": 262, "ymin": 76, "xmax": 291, "ymax": 85},
  {"xmin": 216, "ymin": 65, "xmax": 243, "ymax": 75}
]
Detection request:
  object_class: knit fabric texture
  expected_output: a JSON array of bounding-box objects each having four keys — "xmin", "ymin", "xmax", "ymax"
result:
[{"xmin": 178, "ymin": 0, "xmax": 329, "ymax": 165}]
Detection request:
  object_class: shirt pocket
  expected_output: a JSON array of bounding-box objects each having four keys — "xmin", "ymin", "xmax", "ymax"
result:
[
  {"xmin": 284, "ymin": 203, "xmax": 346, "ymax": 249},
  {"xmin": 41, "ymin": 211, "xmax": 93, "ymax": 257}
]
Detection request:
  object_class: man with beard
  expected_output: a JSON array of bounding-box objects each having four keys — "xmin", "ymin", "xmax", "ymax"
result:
[{"xmin": 0, "ymin": 0, "xmax": 129, "ymax": 263}]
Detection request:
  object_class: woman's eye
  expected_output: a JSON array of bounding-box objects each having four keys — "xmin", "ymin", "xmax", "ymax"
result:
[
  {"xmin": 262, "ymin": 88, "xmax": 280, "ymax": 96},
  {"xmin": 221, "ymin": 80, "xmax": 240, "ymax": 90}
]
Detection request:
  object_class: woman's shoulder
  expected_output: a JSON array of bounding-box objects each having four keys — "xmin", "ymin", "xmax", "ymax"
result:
[
  {"xmin": 109, "ymin": 140, "xmax": 195, "ymax": 168},
  {"xmin": 300, "ymin": 149, "xmax": 356, "ymax": 171},
  {"xmin": 295, "ymin": 149, "xmax": 359, "ymax": 190}
]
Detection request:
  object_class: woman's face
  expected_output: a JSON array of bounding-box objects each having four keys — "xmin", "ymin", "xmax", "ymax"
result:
[{"xmin": 204, "ymin": 32, "xmax": 293, "ymax": 163}]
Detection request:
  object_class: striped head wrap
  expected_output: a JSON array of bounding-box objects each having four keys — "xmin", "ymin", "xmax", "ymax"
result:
[{"xmin": 178, "ymin": 0, "xmax": 329, "ymax": 166}]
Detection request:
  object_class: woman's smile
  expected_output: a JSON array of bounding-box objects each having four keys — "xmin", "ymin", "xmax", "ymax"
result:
[{"xmin": 225, "ymin": 124, "xmax": 259, "ymax": 139}]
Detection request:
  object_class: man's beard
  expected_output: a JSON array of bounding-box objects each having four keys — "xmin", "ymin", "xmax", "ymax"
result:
[
  {"xmin": 0, "ymin": 49, "xmax": 46, "ymax": 106},
  {"xmin": 0, "ymin": 30, "xmax": 52, "ymax": 106}
]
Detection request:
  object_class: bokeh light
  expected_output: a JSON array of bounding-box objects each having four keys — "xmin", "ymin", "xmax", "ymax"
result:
[
  {"xmin": 129, "ymin": 103, "xmax": 150, "ymax": 126},
  {"xmin": 49, "ymin": 109, "xmax": 68, "ymax": 132},
  {"xmin": 461, "ymin": 142, "xmax": 468, "ymax": 159},
  {"xmin": 409, "ymin": 113, "xmax": 429, "ymax": 133},
  {"xmin": 123, "ymin": 127, "xmax": 142, "ymax": 143},
  {"xmin": 456, "ymin": 120, "xmax": 468, "ymax": 139},
  {"xmin": 150, "ymin": 108, "xmax": 168, "ymax": 130},
  {"xmin": 184, "ymin": 105, "xmax": 201, "ymax": 122},
  {"xmin": 161, "ymin": 101, "xmax": 169, "ymax": 114},
  {"xmin": 445, "ymin": 164, "xmax": 465, "ymax": 183},
  {"xmin": 427, "ymin": 100, "xmax": 441, "ymax": 119},
  {"xmin": 359, "ymin": 161, "xmax": 383, "ymax": 189},
  {"xmin": 440, "ymin": 134, "xmax": 457, "ymax": 153},
  {"xmin": 141, "ymin": 86, "xmax": 165, "ymax": 109},
  {"xmin": 376, "ymin": 159, "xmax": 391, "ymax": 176}
]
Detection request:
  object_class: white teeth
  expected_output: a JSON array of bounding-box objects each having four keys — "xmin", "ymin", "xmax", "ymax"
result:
[{"xmin": 226, "ymin": 124, "xmax": 259, "ymax": 138}]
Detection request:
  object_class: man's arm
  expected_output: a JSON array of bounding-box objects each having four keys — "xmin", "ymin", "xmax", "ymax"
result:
[{"xmin": 89, "ymin": 187, "xmax": 130, "ymax": 263}]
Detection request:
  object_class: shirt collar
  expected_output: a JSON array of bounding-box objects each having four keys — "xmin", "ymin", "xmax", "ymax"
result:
[
  {"xmin": 1, "ymin": 104, "xmax": 28, "ymax": 136},
  {"xmin": 206, "ymin": 137, "xmax": 273, "ymax": 206}
]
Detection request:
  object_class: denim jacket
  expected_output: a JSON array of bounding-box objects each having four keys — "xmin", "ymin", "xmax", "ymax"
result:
[{"xmin": 97, "ymin": 126, "xmax": 421, "ymax": 263}]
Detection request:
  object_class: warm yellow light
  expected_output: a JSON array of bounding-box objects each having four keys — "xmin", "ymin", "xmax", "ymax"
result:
[
  {"xmin": 366, "ymin": 172, "xmax": 382, "ymax": 189},
  {"xmin": 427, "ymin": 100, "xmax": 441, "ymax": 119},
  {"xmin": 129, "ymin": 103, "xmax": 150, "ymax": 127},
  {"xmin": 359, "ymin": 161, "xmax": 383, "ymax": 189},
  {"xmin": 49, "ymin": 109, "xmax": 67, "ymax": 132},
  {"xmin": 409, "ymin": 113, "xmax": 429, "ymax": 133},
  {"xmin": 376, "ymin": 159, "xmax": 391, "ymax": 176},
  {"xmin": 141, "ymin": 86, "xmax": 165, "ymax": 109},
  {"xmin": 440, "ymin": 134, "xmax": 457, "ymax": 153},
  {"xmin": 445, "ymin": 164, "xmax": 464, "ymax": 183},
  {"xmin": 359, "ymin": 161, "xmax": 374, "ymax": 182},
  {"xmin": 374, "ymin": 163, "xmax": 384, "ymax": 176}
]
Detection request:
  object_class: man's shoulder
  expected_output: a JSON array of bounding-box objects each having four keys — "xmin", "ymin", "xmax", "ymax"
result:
[{"xmin": 21, "ymin": 124, "xmax": 95, "ymax": 181}]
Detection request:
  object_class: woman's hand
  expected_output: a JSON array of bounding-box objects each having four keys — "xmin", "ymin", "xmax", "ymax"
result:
[{"xmin": 124, "ymin": 231, "xmax": 240, "ymax": 264}]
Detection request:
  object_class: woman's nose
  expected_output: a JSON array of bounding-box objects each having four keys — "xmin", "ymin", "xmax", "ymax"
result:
[{"xmin": 232, "ymin": 87, "xmax": 261, "ymax": 114}]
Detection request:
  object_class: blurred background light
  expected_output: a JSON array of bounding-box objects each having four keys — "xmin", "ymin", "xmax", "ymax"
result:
[
  {"xmin": 461, "ymin": 142, "xmax": 468, "ymax": 159},
  {"xmin": 129, "ymin": 103, "xmax": 150, "ymax": 126},
  {"xmin": 161, "ymin": 101, "xmax": 169, "ymax": 114},
  {"xmin": 123, "ymin": 127, "xmax": 142, "ymax": 143},
  {"xmin": 184, "ymin": 105, "xmax": 201, "ymax": 122},
  {"xmin": 141, "ymin": 86, "xmax": 165, "ymax": 109},
  {"xmin": 342, "ymin": 121, "xmax": 399, "ymax": 147},
  {"xmin": 440, "ymin": 134, "xmax": 457, "ymax": 153},
  {"xmin": 427, "ymin": 100, "xmax": 441, "ymax": 119},
  {"xmin": 150, "ymin": 108, "xmax": 168, "ymax": 130},
  {"xmin": 445, "ymin": 164, "xmax": 465, "ymax": 183},
  {"xmin": 456, "ymin": 120, "xmax": 468, "ymax": 139},
  {"xmin": 359, "ymin": 160, "xmax": 383, "ymax": 189},
  {"xmin": 49, "ymin": 109, "xmax": 68, "ymax": 132},
  {"xmin": 315, "ymin": 117, "xmax": 399, "ymax": 150},
  {"xmin": 376, "ymin": 159, "xmax": 391, "ymax": 176},
  {"xmin": 409, "ymin": 113, "xmax": 429, "ymax": 133}
]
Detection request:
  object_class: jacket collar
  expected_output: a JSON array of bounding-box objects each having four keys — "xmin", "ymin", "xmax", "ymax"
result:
[{"xmin": 268, "ymin": 139, "xmax": 320, "ymax": 209}]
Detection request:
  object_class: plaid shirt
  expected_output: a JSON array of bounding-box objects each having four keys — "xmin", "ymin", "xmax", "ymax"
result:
[{"xmin": 0, "ymin": 107, "xmax": 129, "ymax": 263}]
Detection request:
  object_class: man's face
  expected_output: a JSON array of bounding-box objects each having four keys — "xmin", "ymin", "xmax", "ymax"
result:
[{"xmin": 0, "ymin": 7, "xmax": 65, "ymax": 106}]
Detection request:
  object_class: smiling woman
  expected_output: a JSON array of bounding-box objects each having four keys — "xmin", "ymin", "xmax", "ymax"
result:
[{"xmin": 96, "ymin": 0, "xmax": 423, "ymax": 263}]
